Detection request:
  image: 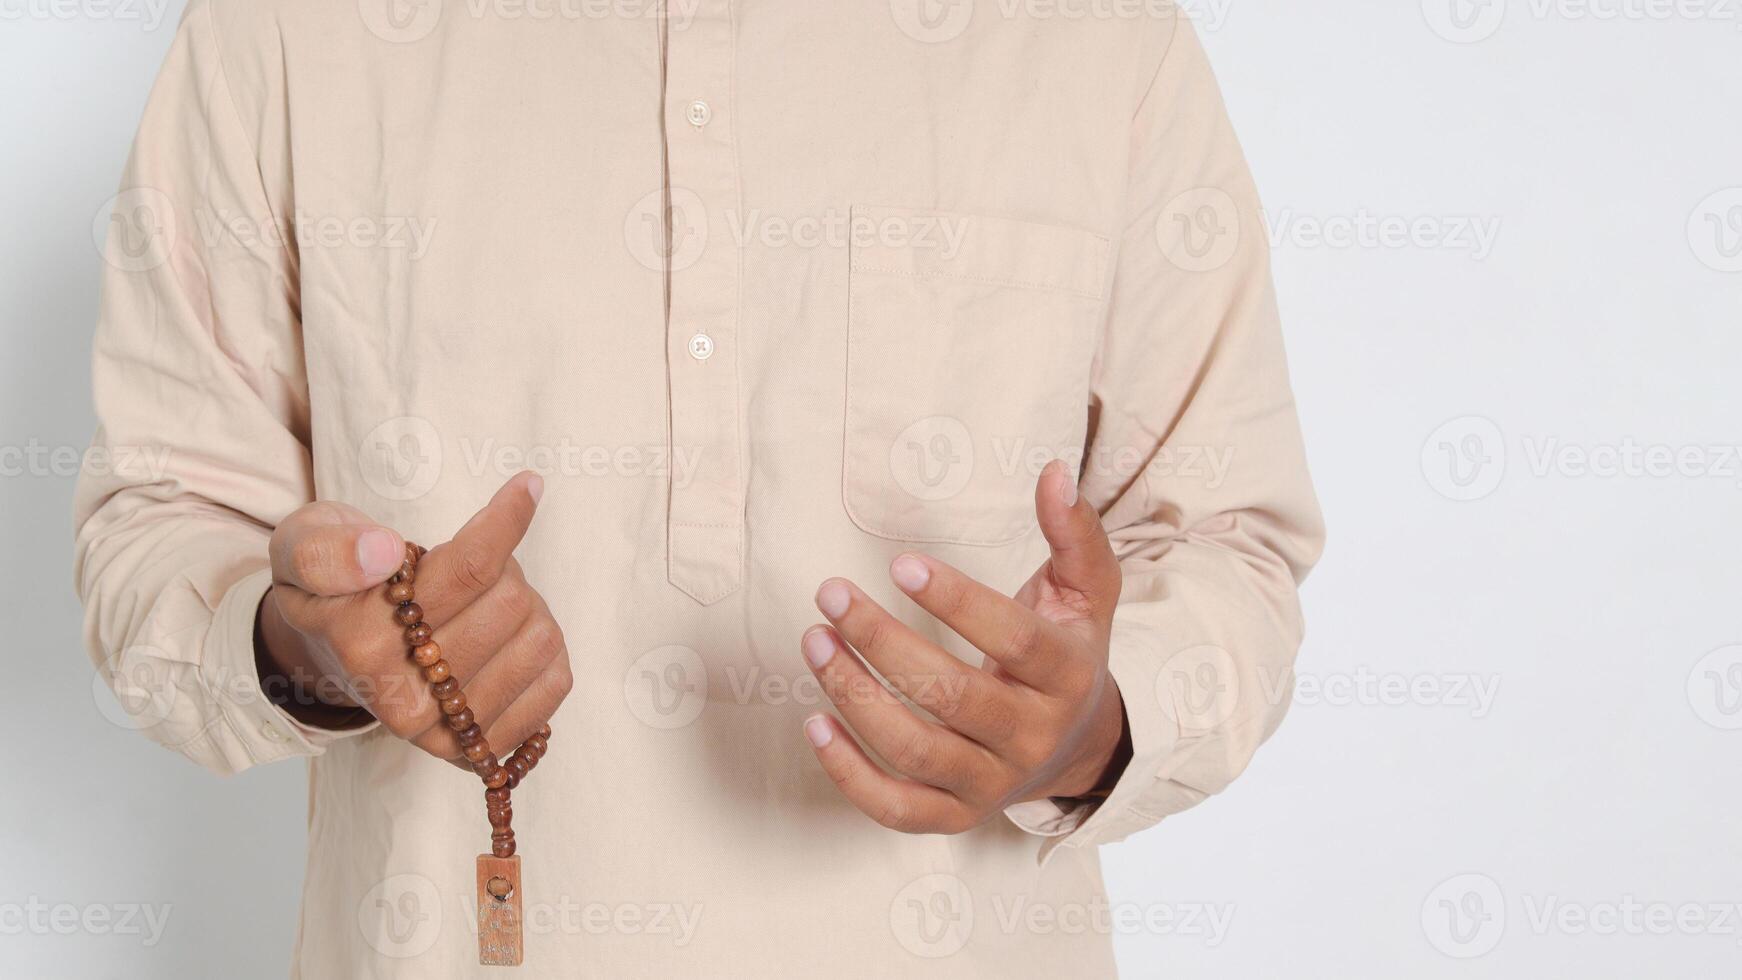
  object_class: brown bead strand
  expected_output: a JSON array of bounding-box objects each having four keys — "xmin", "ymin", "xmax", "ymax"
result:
[{"xmin": 389, "ymin": 542, "xmax": 552, "ymax": 859}]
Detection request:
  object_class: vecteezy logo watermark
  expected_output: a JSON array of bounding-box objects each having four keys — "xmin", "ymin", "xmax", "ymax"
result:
[
  {"xmin": 358, "ymin": 873, "xmax": 443, "ymax": 958},
  {"xmin": 467, "ymin": 897, "xmax": 704, "ymax": 943},
  {"xmin": 623, "ymin": 645, "xmax": 708, "ymax": 730},
  {"xmin": 889, "ymin": 0, "xmax": 976, "ymax": 43},
  {"xmin": 0, "ymin": 899, "xmax": 173, "ymax": 947},
  {"xmin": 1265, "ymin": 209, "xmax": 1502, "ymax": 260},
  {"xmin": 1156, "ymin": 187, "xmax": 1241, "ymax": 273},
  {"xmin": 724, "ymin": 208, "xmax": 971, "ymax": 257},
  {"xmin": 457, "ymin": 438, "xmax": 703, "ymax": 488},
  {"xmin": 358, "ymin": 0, "xmax": 443, "ymax": 42},
  {"xmin": 1266, "ymin": 668, "xmax": 1503, "ymax": 718},
  {"xmin": 1421, "ymin": 0, "xmax": 1507, "ymax": 42},
  {"xmin": 1, "ymin": 0, "xmax": 172, "ymax": 27},
  {"xmin": 889, "ymin": 416, "xmax": 975, "ymax": 502},
  {"xmin": 195, "ymin": 208, "xmax": 440, "ymax": 260},
  {"xmin": 1422, "ymin": 873, "xmax": 1507, "ymax": 957},
  {"xmin": 359, "ymin": 416, "xmax": 444, "ymax": 502},
  {"xmin": 1688, "ymin": 187, "xmax": 1742, "ymax": 273},
  {"xmin": 91, "ymin": 647, "xmax": 179, "ymax": 732},
  {"xmin": 1421, "ymin": 416, "xmax": 1507, "ymax": 501},
  {"xmin": 1426, "ymin": 873, "xmax": 1742, "ymax": 956},
  {"xmin": 360, "ymin": 0, "xmax": 698, "ymax": 37},
  {"xmin": 1687, "ymin": 644, "xmax": 1742, "ymax": 730},
  {"xmin": 94, "ymin": 187, "xmax": 177, "ymax": 274},
  {"xmin": 625, "ymin": 187, "xmax": 708, "ymax": 273},
  {"xmin": 0, "ymin": 441, "xmax": 172, "ymax": 481},
  {"xmin": 1425, "ymin": 0, "xmax": 1742, "ymax": 42},
  {"xmin": 1158, "ymin": 644, "xmax": 1240, "ymax": 731},
  {"xmin": 890, "ymin": 0, "xmax": 1233, "ymax": 40},
  {"xmin": 987, "ymin": 896, "xmax": 1235, "ymax": 943},
  {"xmin": 890, "ymin": 873, "xmax": 975, "ymax": 958}
]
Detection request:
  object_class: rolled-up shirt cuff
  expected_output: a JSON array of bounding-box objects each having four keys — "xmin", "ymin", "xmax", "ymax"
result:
[
  {"xmin": 197, "ymin": 567, "xmax": 379, "ymax": 773},
  {"xmin": 1002, "ymin": 617, "xmax": 1181, "ymax": 864}
]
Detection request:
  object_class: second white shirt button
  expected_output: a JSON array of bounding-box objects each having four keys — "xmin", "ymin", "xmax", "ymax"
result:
[
  {"xmin": 686, "ymin": 100, "xmax": 712, "ymax": 127},
  {"xmin": 688, "ymin": 333, "xmax": 715, "ymax": 361}
]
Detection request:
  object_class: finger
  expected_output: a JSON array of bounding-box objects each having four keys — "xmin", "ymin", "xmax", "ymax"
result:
[
  {"xmin": 404, "ymin": 610, "xmax": 565, "ymax": 763},
  {"xmin": 269, "ymin": 501, "xmax": 406, "ymax": 597},
  {"xmin": 455, "ymin": 606, "xmax": 566, "ymax": 735},
  {"xmin": 1034, "ymin": 458, "xmax": 1122, "ymax": 624},
  {"xmin": 800, "ymin": 627, "xmax": 998, "ymax": 797},
  {"xmin": 813, "ymin": 579, "xmax": 1015, "ymax": 745},
  {"xmin": 479, "ymin": 657, "xmax": 572, "ymax": 766},
  {"xmin": 376, "ymin": 575, "xmax": 533, "ymax": 750},
  {"xmin": 801, "ymin": 714, "xmax": 977, "ymax": 835},
  {"xmin": 885, "ymin": 553, "xmax": 1080, "ymax": 695},
  {"xmin": 419, "ymin": 561, "xmax": 536, "ymax": 683},
  {"xmin": 414, "ymin": 472, "xmax": 544, "ymax": 624}
]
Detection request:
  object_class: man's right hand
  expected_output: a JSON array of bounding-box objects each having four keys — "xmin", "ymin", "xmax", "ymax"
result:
[{"xmin": 256, "ymin": 471, "xmax": 571, "ymax": 766}]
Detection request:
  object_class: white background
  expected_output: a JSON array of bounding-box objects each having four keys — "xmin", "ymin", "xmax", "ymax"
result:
[{"xmin": 3, "ymin": 1, "xmax": 1739, "ymax": 976}]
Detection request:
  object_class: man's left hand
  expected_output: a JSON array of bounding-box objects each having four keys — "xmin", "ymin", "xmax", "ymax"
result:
[{"xmin": 801, "ymin": 459, "xmax": 1130, "ymax": 834}]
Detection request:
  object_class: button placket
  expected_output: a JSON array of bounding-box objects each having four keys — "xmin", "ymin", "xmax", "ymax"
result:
[{"xmin": 663, "ymin": 0, "xmax": 743, "ymax": 604}]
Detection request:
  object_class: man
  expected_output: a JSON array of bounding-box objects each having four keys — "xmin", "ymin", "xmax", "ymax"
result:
[{"xmin": 76, "ymin": 1, "xmax": 1322, "ymax": 975}]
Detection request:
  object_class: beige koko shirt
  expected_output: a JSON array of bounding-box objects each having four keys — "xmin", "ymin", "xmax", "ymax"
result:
[{"xmin": 75, "ymin": 1, "xmax": 1322, "ymax": 976}]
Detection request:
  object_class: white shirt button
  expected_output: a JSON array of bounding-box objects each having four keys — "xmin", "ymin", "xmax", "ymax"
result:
[
  {"xmin": 688, "ymin": 333, "xmax": 715, "ymax": 361},
  {"xmin": 262, "ymin": 721, "xmax": 287, "ymax": 742},
  {"xmin": 686, "ymin": 100, "xmax": 712, "ymax": 127}
]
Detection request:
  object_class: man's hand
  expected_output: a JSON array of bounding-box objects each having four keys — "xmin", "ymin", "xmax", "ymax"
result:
[
  {"xmin": 256, "ymin": 472, "xmax": 572, "ymax": 765},
  {"xmin": 801, "ymin": 459, "xmax": 1130, "ymax": 834}
]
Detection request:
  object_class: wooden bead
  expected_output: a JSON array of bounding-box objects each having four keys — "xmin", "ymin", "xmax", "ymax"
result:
[{"xmin": 385, "ymin": 550, "xmax": 554, "ymax": 862}]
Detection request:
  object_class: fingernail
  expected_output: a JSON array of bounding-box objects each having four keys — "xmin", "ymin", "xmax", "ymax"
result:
[
  {"xmin": 1053, "ymin": 460, "xmax": 1079, "ymax": 507},
  {"xmin": 890, "ymin": 554, "xmax": 930, "ymax": 593},
  {"xmin": 803, "ymin": 714, "xmax": 833, "ymax": 748},
  {"xmin": 527, "ymin": 473, "xmax": 545, "ymax": 506},
  {"xmin": 802, "ymin": 628, "xmax": 836, "ymax": 669},
  {"xmin": 357, "ymin": 529, "xmax": 402, "ymax": 576},
  {"xmin": 815, "ymin": 579, "xmax": 851, "ymax": 619}
]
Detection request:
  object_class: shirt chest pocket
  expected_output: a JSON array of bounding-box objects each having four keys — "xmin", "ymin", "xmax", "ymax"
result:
[{"xmin": 843, "ymin": 205, "xmax": 1111, "ymax": 545}]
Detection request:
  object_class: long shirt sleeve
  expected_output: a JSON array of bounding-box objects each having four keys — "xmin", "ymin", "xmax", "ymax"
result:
[
  {"xmin": 74, "ymin": 0, "xmax": 346, "ymax": 775},
  {"xmin": 1005, "ymin": 14, "xmax": 1326, "ymax": 858}
]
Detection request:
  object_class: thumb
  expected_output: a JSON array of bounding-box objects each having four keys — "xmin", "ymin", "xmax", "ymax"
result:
[
  {"xmin": 445, "ymin": 473, "xmax": 540, "ymax": 563},
  {"xmin": 270, "ymin": 501, "xmax": 407, "ymax": 597},
  {"xmin": 1034, "ymin": 459, "xmax": 1121, "ymax": 618},
  {"xmin": 444, "ymin": 470, "xmax": 544, "ymax": 581}
]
